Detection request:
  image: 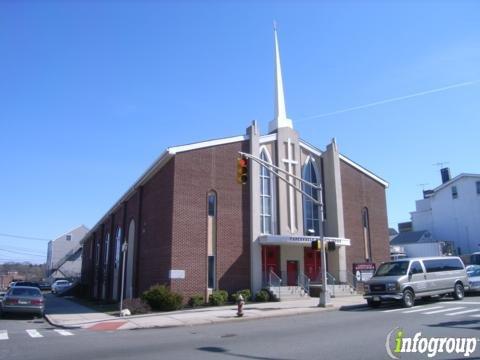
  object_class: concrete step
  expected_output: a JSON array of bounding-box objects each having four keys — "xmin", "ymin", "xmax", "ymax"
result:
[{"xmin": 268, "ymin": 286, "xmax": 310, "ymax": 301}]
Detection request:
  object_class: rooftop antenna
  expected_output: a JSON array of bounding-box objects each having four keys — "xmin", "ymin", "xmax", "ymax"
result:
[
  {"xmin": 417, "ymin": 183, "xmax": 429, "ymax": 191},
  {"xmin": 433, "ymin": 162, "xmax": 449, "ymax": 168}
]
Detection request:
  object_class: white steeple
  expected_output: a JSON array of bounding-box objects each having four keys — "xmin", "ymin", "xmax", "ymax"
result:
[{"xmin": 268, "ymin": 22, "xmax": 293, "ymax": 133}]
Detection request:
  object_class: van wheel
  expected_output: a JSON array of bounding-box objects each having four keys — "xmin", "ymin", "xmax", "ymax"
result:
[
  {"xmin": 402, "ymin": 289, "xmax": 415, "ymax": 308},
  {"xmin": 367, "ymin": 299, "xmax": 381, "ymax": 308},
  {"xmin": 453, "ymin": 283, "xmax": 464, "ymax": 300}
]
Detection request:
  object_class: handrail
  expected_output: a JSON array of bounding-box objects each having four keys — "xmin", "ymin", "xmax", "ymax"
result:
[
  {"xmin": 298, "ymin": 272, "xmax": 310, "ymax": 296},
  {"xmin": 268, "ymin": 269, "xmax": 282, "ymax": 301},
  {"xmin": 326, "ymin": 272, "xmax": 336, "ymax": 298}
]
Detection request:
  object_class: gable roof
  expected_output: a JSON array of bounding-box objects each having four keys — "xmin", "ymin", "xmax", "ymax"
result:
[
  {"xmin": 431, "ymin": 173, "xmax": 480, "ymax": 194},
  {"xmin": 390, "ymin": 230, "xmax": 431, "ymax": 245}
]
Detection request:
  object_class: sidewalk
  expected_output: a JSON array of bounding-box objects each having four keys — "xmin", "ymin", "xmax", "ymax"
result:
[{"xmin": 45, "ymin": 294, "xmax": 366, "ymax": 331}]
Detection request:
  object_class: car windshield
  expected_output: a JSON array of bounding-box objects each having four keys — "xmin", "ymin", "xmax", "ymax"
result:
[
  {"xmin": 11, "ymin": 288, "xmax": 41, "ymax": 297},
  {"xmin": 56, "ymin": 281, "xmax": 68, "ymax": 285},
  {"xmin": 468, "ymin": 269, "xmax": 480, "ymax": 277},
  {"xmin": 375, "ymin": 261, "xmax": 410, "ymax": 277}
]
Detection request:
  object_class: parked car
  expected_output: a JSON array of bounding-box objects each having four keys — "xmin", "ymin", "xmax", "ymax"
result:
[
  {"xmin": 14, "ymin": 281, "xmax": 40, "ymax": 289},
  {"xmin": 364, "ymin": 257, "xmax": 469, "ymax": 308},
  {"xmin": 467, "ymin": 268, "xmax": 480, "ymax": 292},
  {"xmin": 38, "ymin": 282, "xmax": 51, "ymax": 291},
  {"xmin": 51, "ymin": 280, "xmax": 71, "ymax": 294},
  {"xmin": 0, "ymin": 286, "xmax": 44, "ymax": 317},
  {"xmin": 466, "ymin": 264, "xmax": 480, "ymax": 273}
]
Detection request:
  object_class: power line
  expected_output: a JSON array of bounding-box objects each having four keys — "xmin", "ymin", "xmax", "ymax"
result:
[
  {"xmin": 0, "ymin": 232, "xmax": 52, "ymax": 242},
  {"xmin": 0, "ymin": 248, "xmax": 45, "ymax": 258}
]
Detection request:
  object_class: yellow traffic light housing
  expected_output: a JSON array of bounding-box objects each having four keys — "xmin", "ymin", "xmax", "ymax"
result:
[
  {"xmin": 236, "ymin": 156, "xmax": 248, "ymax": 185},
  {"xmin": 311, "ymin": 240, "xmax": 321, "ymax": 251}
]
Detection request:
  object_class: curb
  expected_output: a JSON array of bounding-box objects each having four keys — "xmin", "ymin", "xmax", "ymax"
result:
[{"xmin": 44, "ymin": 314, "xmax": 83, "ymax": 330}]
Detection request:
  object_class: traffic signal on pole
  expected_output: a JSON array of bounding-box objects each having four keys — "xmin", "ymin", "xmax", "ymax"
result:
[
  {"xmin": 327, "ymin": 241, "xmax": 336, "ymax": 252},
  {"xmin": 236, "ymin": 156, "xmax": 248, "ymax": 184},
  {"xmin": 311, "ymin": 240, "xmax": 321, "ymax": 251}
]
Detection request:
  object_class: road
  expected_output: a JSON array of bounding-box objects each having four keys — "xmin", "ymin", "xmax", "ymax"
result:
[{"xmin": 1, "ymin": 295, "xmax": 480, "ymax": 360}]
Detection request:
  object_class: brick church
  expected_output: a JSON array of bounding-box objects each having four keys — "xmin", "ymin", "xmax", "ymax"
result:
[{"xmin": 80, "ymin": 28, "xmax": 390, "ymax": 303}]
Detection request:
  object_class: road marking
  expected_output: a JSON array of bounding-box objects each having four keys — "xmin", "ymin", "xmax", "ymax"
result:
[
  {"xmin": 26, "ymin": 329, "xmax": 43, "ymax": 338},
  {"xmin": 403, "ymin": 306, "xmax": 444, "ymax": 313},
  {"xmin": 0, "ymin": 330, "xmax": 8, "ymax": 340},
  {"xmin": 445, "ymin": 309, "xmax": 480, "ymax": 316},
  {"xmin": 382, "ymin": 308, "xmax": 407, "ymax": 313},
  {"xmin": 423, "ymin": 307, "xmax": 465, "ymax": 315},
  {"xmin": 54, "ymin": 329, "xmax": 73, "ymax": 336},
  {"xmin": 447, "ymin": 301, "xmax": 480, "ymax": 305},
  {"xmin": 470, "ymin": 314, "xmax": 480, "ymax": 318}
]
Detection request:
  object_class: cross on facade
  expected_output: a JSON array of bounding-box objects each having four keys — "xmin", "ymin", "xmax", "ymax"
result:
[{"xmin": 282, "ymin": 138, "xmax": 298, "ymax": 232}]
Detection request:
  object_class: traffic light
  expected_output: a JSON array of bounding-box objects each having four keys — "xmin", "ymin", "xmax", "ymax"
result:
[
  {"xmin": 236, "ymin": 156, "xmax": 248, "ymax": 184},
  {"xmin": 327, "ymin": 241, "xmax": 336, "ymax": 252},
  {"xmin": 311, "ymin": 240, "xmax": 321, "ymax": 251}
]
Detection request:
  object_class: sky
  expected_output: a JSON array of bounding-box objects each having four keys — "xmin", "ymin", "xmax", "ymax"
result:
[{"xmin": 0, "ymin": 0, "xmax": 479, "ymax": 264}]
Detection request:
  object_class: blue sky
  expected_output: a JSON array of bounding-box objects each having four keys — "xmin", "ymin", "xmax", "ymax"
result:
[{"xmin": 1, "ymin": 1, "xmax": 479, "ymax": 263}]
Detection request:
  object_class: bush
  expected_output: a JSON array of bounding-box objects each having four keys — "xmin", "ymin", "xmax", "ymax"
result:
[
  {"xmin": 122, "ymin": 298, "xmax": 151, "ymax": 315},
  {"xmin": 209, "ymin": 290, "xmax": 229, "ymax": 306},
  {"xmin": 141, "ymin": 284, "xmax": 183, "ymax": 311},
  {"xmin": 230, "ymin": 289, "xmax": 252, "ymax": 303},
  {"xmin": 255, "ymin": 290, "xmax": 270, "ymax": 302},
  {"xmin": 188, "ymin": 295, "xmax": 204, "ymax": 308}
]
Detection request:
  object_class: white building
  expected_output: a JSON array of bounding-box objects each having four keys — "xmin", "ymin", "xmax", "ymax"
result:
[
  {"xmin": 411, "ymin": 172, "xmax": 480, "ymax": 255},
  {"xmin": 46, "ymin": 225, "xmax": 89, "ymax": 279}
]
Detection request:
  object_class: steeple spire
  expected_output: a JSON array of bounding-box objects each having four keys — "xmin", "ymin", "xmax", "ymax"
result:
[{"xmin": 269, "ymin": 22, "xmax": 293, "ymax": 133}]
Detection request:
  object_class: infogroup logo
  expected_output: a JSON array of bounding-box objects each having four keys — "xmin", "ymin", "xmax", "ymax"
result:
[{"xmin": 385, "ymin": 327, "xmax": 478, "ymax": 359}]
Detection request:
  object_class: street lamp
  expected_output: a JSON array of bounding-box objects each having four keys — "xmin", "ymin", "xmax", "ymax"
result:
[{"xmin": 119, "ymin": 241, "xmax": 128, "ymax": 316}]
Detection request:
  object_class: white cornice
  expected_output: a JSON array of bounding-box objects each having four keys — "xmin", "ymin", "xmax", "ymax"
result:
[
  {"xmin": 339, "ymin": 154, "xmax": 389, "ymax": 188},
  {"xmin": 299, "ymin": 140, "xmax": 323, "ymax": 157},
  {"xmin": 168, "ymin": 135, "xmax": 248, "ymax": 154}
]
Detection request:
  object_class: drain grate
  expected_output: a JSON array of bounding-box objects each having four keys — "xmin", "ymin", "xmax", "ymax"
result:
[{"xmin": 221, "ymin": 333, "xmax": 237, "ymax": 338}]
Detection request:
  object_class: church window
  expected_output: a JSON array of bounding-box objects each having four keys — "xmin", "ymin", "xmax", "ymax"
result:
[
  {"xmin": 207, "ymin": 191, "xmax": 217, "ymax": 289},
  {"xmin": 260, "ymin": 149, "xmax": 274, "ymax": 234},
  {"xmin": 362, "ymin": 207, "xmax": 372, "ymax": 261},
  {"xmin": 302, "ymin": 158, "xmax": 320, "ymax": 236},
  {"xmin": 476, "ymin": 181, "xmax": 480, "ymax": 195},
  {"xmin": 104, "ymin": 232, "xmax": 110, "ymax": 268}
]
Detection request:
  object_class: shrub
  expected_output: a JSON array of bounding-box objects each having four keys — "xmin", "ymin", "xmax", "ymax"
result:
[
  {"xmin": 188, "ymin": 295, "xmax": 204, "ymax": 308},
  {"xmin": 141, "ymin": 284, "xmax": 183, "ymax": 311},
  {"xmin": 209, "ymin": 290, "xmax": 229, "ymax": 306},
  {"xmin": 230, "ymin": 289, "xmax": 252, "ymax": 303},
  {"xmin": 122, "ymin": 298, "xmax": 151, "ymax": 315},
  {"xmin": 255, "ymin": 290, "xmax": 270, "ymax": 302}
]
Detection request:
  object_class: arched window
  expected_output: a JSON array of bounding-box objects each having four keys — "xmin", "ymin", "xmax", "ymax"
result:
[
  {"xmin": 302, "ymin": 157, "xmax": 320, "ymax": 236},
  {"xmin": 260, "ymin": 148, "xmax": 273, "ymax": 234},
  {"xmin": 207, "ymin": 191, "xmax": 217, "ymax": 289},
  {"xmin": 125, "ymin": 219, "xmax": 135, "ymax": 299},
  {"xmin": 362, "ymin": 207, "xmax": 372, "ymax": 261},
  {"xmin": 112, "ymin": 226, "xmax": 122, "ymax": 301}
]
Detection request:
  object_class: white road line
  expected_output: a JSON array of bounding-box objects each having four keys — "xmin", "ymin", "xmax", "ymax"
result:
[
  {"xmin": 445, "ymin": 309, "xmax": 480, "ymax": 316},
  {"xmin": 403, "ymin": 306, "xmax": 444, "ymax": 314},
  {"xmin": 26, "ymin": 329, "xmax": 43, "ymax": 338},
  {"xmin": 54, "ymin": 329, "xmax": 73, "ymax": 336},
  {"xmin": 0, "ymin": 330, "xmax": 8, "ymax": 340},
  {"xmin": 470, "ymin": 314, "xmax": 480, "ymax": 318},
  {"xmin": 423, "ymin": 307, "xmax": 465, "ymax": 315},
  {"xmin": 447, "ymin": 301, "xmax": 480, "ymax": 305},
  {"xmin": 382, "ymin": 308, "xmax": 407, "ymax": 313}
]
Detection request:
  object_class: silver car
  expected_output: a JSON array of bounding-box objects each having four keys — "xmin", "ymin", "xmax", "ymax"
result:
[
  {"xmin": 0, "ymin": 286, "xmax": 44, "ymax": 317},
  {"xmin": 467, "ymin": 268, "xmax": 480, "ymax": 292},
  {"xmin": 364, "ymin": 257, "xmax": 468, "ymax": 308}
]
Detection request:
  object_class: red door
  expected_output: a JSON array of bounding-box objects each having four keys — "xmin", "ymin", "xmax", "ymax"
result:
[
  {"xmin": 262, "ymin": 245, "xmax": 280, "ymax": 277},
  {"xmin": 287, "ymin": 261, "xmax": 298, "ymax": 286},
  {"xmin": 304, "ymin": 248, "xmax": 321, "ymax": 281}
]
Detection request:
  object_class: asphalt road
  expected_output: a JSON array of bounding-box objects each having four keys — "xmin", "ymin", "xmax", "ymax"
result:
[{"xmin": 1, "ymin": 295, "xmax": 480, "ymax": 360}]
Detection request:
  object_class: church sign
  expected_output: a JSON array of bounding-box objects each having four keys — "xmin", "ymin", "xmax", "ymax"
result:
[
  {"xmin": 353, "ymin": 263, "xmax": 376, "ymax": 282},
  {"xmin": 259, "ymin": 235, "xmax": 351, "ymax": 247}
]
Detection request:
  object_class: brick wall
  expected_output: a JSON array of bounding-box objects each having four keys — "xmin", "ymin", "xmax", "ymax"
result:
[
  {"xmin": 170, "ymin": 141, "xmax": 251, "ymax": 300},
  {"xmin": 340, "ymin": 160, "xmax": 390, "ymax": 272}
]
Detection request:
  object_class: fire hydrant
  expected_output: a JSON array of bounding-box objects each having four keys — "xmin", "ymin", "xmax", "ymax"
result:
[{"xmin": 237, "ymin": 294, "xmax": 245, "ymax": 317}]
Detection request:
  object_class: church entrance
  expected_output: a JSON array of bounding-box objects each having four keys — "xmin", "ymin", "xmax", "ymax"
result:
[
  {"xmin": 304, "ymin": 247, "xmax": 321, "ymax": 282},
  {"xmin": 286, "ymin": 260, "xmax": 298, "ymax": 286},
  {"xmin": 262, "ymin": 245, "xmax": 280, "ymax": 281}
]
